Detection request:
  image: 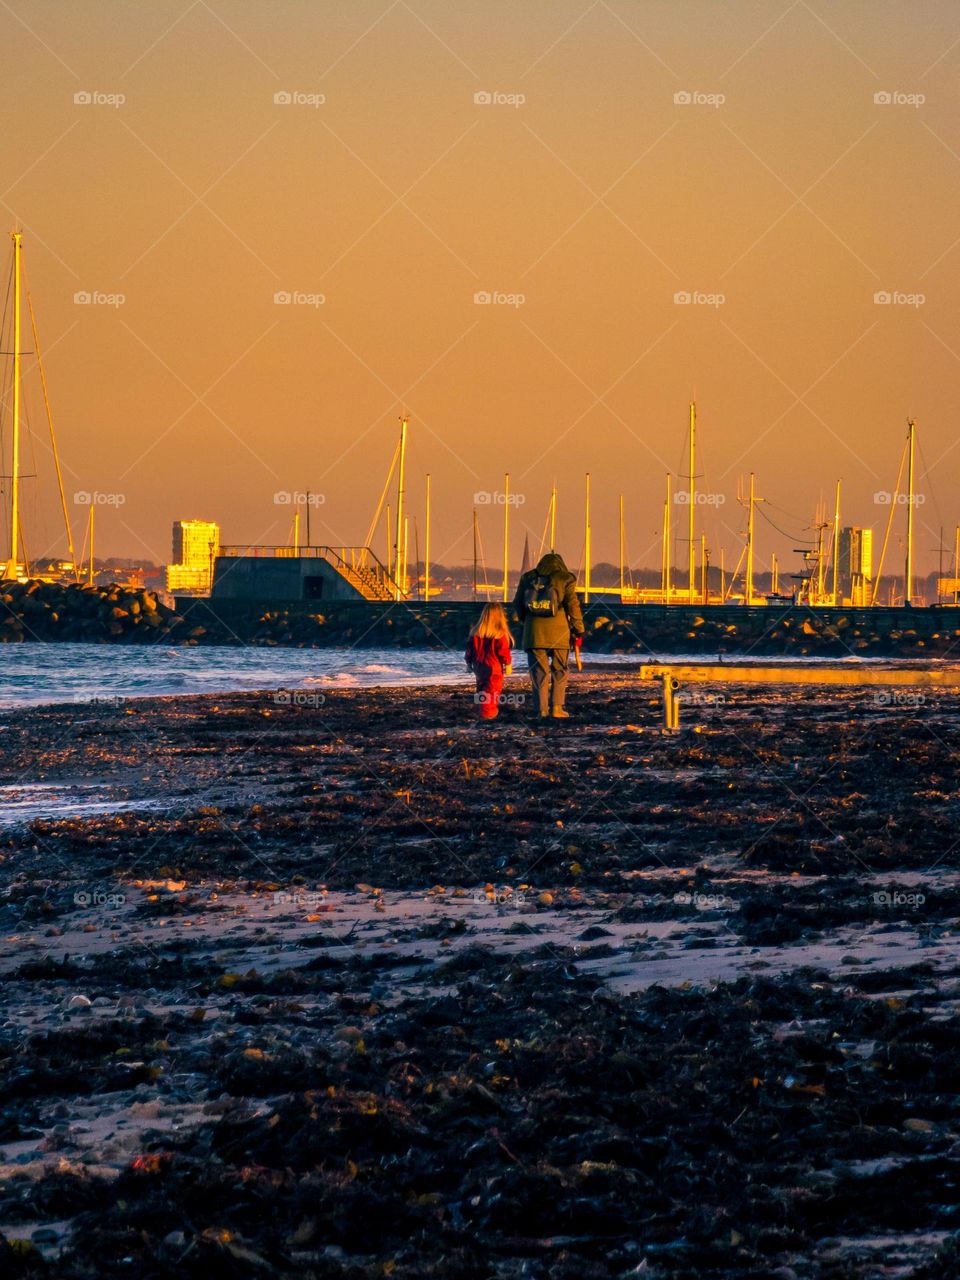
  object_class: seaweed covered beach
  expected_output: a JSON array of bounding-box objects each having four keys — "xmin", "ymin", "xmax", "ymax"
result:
[{"xmin": 1, "ymin": 673, "xmax": 959, "ymax": 1278}]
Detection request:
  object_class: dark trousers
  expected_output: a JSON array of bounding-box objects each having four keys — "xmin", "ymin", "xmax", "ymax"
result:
[{"xmin": 527, "ymin": 648, "xmax": 569, "ymax": 716}]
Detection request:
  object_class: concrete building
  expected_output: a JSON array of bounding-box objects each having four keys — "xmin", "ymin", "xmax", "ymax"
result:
[
  {"xmin": 166, "ymin": 519, "xmax": 220, "ymax": 595},
  {"xmin": 837, "ymin": 526, "xmax": 873, "ymax": 606},
  {"xmin": 210, "ymin": 545, "xmax": 396, "ymax": 603}
]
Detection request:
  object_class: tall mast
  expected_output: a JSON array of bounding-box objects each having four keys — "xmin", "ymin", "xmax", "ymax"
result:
[
  {"xmin": 618, "ymin": 493, "xmax": 624, "ymax": 597},
  {"xmin": 584, "ymin": 472, "xmax": 591, "ymax": 604},
  {"xmin": 905, "ymin": 418, "xmax": 915, "ymax": 605},
  {"xmin": 472, "ymin": 508, "xmax": 478, "ymax": 601},
  {"xmin": 293, "ymin": 510, "xmax": 300, "ymax": 554},
  {"xmin": 550, "ymin": 483, "xmax": 556, "ymax": 550},
  {"xmin": 386, "ymin": 504, "xmax": 392, "ymax": 576},
  {"xmin": 502, "ymin": 471, "xmax": 509, "ymax": 602},
  {"xmin": 663, "ymin": 473, "xmax": 671, "ymax": 603},
  {"xmin": 832, "ymin": 480, "xmax": 841, "ymax": 605},
  {"xmin": 87, "ymin": 504, "xmax": 94, "ymax": 586},
  {"xmin": 424, "ymin": 473, "xmax": 431, "ymax": 603},
  {"xmin": 771, "ymin": 552, "xmax": 778, "ymax": 595},
  {"xmin": 688, "ymin": 401, "xmax": 696, "ymax": 603},
  {"xmin": 402, "ymin": 516, "xmax": 409, "ymax": 599},
  {"xmin": 700, "ymin": 532, "xmax": 706, "ymax": 604},
  {"xmin": 746, "ymin": 472, "xmax": 756, "ymax": 605},
  {"xmin": 394, "ymin": 414, "xmax": 408, "ymax": 600},
  {"xmin": 5, "ymin": 231, "xmax": 22, "ymax": 580}
]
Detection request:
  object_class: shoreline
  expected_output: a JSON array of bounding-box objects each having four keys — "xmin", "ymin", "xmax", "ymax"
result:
[{"xmin": 2, "ymin": 675, "xmax": 959, "ymax": 1277}]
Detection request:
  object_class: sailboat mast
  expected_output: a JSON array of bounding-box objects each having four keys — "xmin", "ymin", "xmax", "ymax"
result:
[
  {"xmin": 402, "ymin": 516, "xmax": 409, "ymax": 599},
  {"xmin": 618, "ymin": 493, "xmax": 624, "ymax": 597},
  {"xmin": 584, "ymin": 472, "xmax": 591, "ymax": 604},
  {"xmin": 424, "ymin": 473, "xmax": 431, "ymax": 603},
  {"xmin": 87, "ymin": 504, "xmax": 94, "ymax": 586},
  {"xmin": 663, "ymin": 473, "xmax": 671, "ymax": 603},
  {"xmin": 688, "ymin": 401, "xmax": 696, "ymax": 603},
  {"xmin": 746, "ymin": 472, "xmax": 756, "ymax": 605},
  {"xmin": 502, "ymin": 471, "xmax": 509, "ymax": 603},
  {"xmin": 472, "ymin": 508, "xmax": 478, "ymax": 601},
  {"xmin": 5, "ymin": 231, "xmax": 22, "ymax": 579},
  {"xmin": 550, "ymin": 484, "xmax": 556, "ymax": 550},
  {"xmin": 394, "ymin": 415, "xmax": 408, "ymax": 600},
  {"xmin": 832, "ymin": 480, "xmax": 841, "ymax": 605},
  {"xmin": 905, "ymin": 419, "xmax": 915, "ymax": 605}
]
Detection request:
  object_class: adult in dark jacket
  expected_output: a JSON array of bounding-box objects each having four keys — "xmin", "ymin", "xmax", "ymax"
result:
[{"xmin": 512, "ymin": 552, "xmax": 585, "ymax": 719}]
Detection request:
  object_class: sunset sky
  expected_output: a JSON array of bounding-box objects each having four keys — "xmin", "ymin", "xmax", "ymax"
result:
[{"xmin": 2, "ymin": 0, "xmax": 960, "ymax": 577}]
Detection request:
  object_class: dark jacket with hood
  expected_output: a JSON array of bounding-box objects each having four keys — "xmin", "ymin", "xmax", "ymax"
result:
[{"xmin": 513, "ymin": 553, "xmax": 585, "ymax": 650}]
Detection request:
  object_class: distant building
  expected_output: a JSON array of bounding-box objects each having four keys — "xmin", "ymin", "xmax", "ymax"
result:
[
  {"xmin": 166, "ymin": 519, "xmax": 220, "ymax": 595},
  {"xmin": 837, "ymin": 526, "xmax": 873, "ymax": 605}
]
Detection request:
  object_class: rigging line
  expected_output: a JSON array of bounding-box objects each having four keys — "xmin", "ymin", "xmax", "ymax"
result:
[
  {"xmin": 755, "ymin": 503, "xmax": 806, "ymax": 543},
  {"xmin": 362, "ymin": 437, "xmax": 401, "ymax": 555},
  {"xmin": 26, "ymin": 283, "xmax": 77, "ymax": 575},
  {"xmin": 915, "ymin": 431, "xmax": 943, "ymax": 528},
  {"xmin": 873, "ymin": 437, "xmax": 907, "ymax": 603}
]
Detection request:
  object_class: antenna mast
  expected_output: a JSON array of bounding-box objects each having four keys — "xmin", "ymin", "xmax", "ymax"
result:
[
  {"xmin": 5, "ymin": 231, "xmax": 22, "ymax": 580},
  {"xmin": 584, "ymin": 472, "xmax": 591, "ymax": 603},
  {"xmin": 394, "ymin": 415, "xmax": 408, "ymax": 599},
  {"xmin": 502, "ymin": 471, "xmax": 509, "ymax": 602},
  {"xmin": 688, "ymin": 401, "xmax": 696, "ymax": 603},
  {"xmin": 905, "ymin": 418, "xmax": 916, "ymax": 605}
]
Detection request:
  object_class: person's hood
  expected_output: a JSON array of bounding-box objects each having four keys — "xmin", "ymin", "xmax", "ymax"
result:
[{"xmin": 536, "ymin": 553, "xmax": 569, "ymax": 577}]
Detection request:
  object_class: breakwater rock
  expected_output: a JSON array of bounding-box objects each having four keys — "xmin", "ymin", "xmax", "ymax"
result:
[
  {"xmin": 0, "ymin": 579, "xmax": 181, "ymax": 643},
  {"xmin": 173, "ymin": 597, "xmax": 960, "ymax": 658},
  {"xmin": 5, "ymin": 581, "xmax": 960, "ymax": 657}
]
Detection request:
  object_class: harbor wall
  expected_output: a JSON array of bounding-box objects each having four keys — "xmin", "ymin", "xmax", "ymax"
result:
[
  {"xmin": 172, "ymin": 596, "xmax": 960, "ymax": 658},
  {"xmin": 4, "ymin": 578, "xmax": 960, "ymax": 657}
]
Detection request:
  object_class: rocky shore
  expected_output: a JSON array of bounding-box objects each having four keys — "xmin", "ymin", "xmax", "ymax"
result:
[
  {"xmin": 1, "ymin": 675, "xmax": 959, "ymax": 1277},
  {"xmin": 0, "ymin": 580, "xmax": 180, "ymax": 644}
]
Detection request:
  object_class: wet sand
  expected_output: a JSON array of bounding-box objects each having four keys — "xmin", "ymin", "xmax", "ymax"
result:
[{"xmin": 1, "ymin": 673, "xmax": 959, "ymax": 1278}]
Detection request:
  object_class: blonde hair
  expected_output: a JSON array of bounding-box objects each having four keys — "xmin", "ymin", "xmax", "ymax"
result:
[{"xmin": 470, "ymin": 603, "xmax": 514, "ymax": 643}]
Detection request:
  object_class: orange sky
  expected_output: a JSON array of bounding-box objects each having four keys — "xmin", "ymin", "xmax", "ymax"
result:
[{"xmin": 2, "ymin": 0, "xmax": 960, "ymax": 577}]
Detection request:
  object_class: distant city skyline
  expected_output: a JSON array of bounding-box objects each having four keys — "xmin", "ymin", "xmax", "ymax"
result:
[{"xmin": 1, "ymin": 1, "xmax": 959, "ymax": 575}]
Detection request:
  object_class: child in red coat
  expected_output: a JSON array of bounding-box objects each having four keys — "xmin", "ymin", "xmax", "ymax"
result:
[{"xmin": 465, "ymin": 604, "xmax": 513, "ymax": 719}]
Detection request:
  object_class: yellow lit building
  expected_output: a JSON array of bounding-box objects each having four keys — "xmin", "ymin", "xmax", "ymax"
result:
[{"xmin": 166, "ymin": 519, "xmax": 220, "ymax": 594}]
